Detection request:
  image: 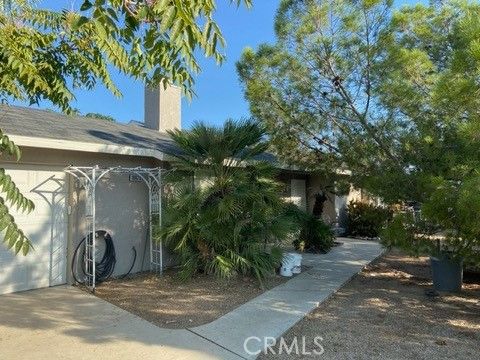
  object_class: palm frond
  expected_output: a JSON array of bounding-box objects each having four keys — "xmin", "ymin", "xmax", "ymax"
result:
[{"xmin": 160, "ymin": 118, "xmax": 296, "ymax": 283}]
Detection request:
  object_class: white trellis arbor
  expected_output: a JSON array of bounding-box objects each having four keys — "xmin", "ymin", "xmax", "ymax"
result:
[{"xmin": 65, "ymin": 165, "xmax": 164, "ymax": 292}]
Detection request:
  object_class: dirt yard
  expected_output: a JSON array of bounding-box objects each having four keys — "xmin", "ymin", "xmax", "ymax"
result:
[
  {"xmin": 260, "ymin": 249, "xmax": 480, "ymax": 360},
  {"xmin": 94, "ymin": 269, "xmax": 289, "ymax": 329}
]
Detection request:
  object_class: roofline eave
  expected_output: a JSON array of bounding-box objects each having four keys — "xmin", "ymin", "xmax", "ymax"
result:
[{"xmin": 9, "ymin": 134, "xmax": 166, "ymax": 161}]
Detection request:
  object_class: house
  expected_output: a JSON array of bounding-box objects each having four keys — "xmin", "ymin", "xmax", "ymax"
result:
[{"xmin": 0, "ymin": 86, "xmax": 346, "ymax": 295}]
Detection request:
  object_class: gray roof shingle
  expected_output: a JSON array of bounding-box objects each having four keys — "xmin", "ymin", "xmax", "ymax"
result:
[
  {"xmin": 0, "ymin": 105, "xmax": 181, "ymax": 156},
  {"xmin": 0, "ymin": 105, "xmax": 280, "ymax": 165}
]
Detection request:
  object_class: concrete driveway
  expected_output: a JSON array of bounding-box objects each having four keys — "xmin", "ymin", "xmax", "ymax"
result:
[{"xmin": 0, "ymin": 286, "xmax": 241, "ymax": 360}]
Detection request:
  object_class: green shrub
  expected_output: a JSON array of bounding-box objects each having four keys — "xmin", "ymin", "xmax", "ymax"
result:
[
  {"xmin": 286, "ymin": 205, "xmax": 335, "ymax": 253},
  {"xmin": 346, "ymin": 201, "xmax": 392, "ymax": 238}
]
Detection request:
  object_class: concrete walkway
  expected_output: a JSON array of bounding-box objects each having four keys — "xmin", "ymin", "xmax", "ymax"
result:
[
  {"xmin": 191, "ymin": 238, "xmax": 383, "ymax": 358},
  {"xmin": 0, "ymin": 238, "xmax": 383, "ymax": 360}
]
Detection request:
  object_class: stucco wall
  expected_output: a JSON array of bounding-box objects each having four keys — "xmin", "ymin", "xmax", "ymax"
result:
[
  {"xmin": 69, "ymin": 169, "xmax": 151, "ymax": 280},
  {"xmin": 4, "ymin": 147, "xmax": 175, "ymax": 284}
]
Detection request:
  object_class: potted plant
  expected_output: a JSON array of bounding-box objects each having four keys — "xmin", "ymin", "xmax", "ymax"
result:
[{"xmin": 381, "ymin": 177, "xmax": 480, "ymax": 292}]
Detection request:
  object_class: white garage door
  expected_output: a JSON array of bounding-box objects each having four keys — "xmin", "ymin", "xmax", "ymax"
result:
[
  {"xmin": 0, "ymin": 165, "xmax": 68, "ymax": 294},
  {"xmin": 290, "ymin": 179, "xmax": 307, "ymax": 211}
]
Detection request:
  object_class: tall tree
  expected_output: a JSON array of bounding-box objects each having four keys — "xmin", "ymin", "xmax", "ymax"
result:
[
  {"xmin": 374, "ymin": 1, "xmax": 480, "ymax": 263},
  {"xmin": 238, "ymin": 0, "xmax": 480, "ymax": 264},
  {"xmin": 0, "ymin": 0, "xmax": 250, "ymax": 254},
  {"xmin": 237, "ymin": 0, "xmax": 395, "ymax": 176}
]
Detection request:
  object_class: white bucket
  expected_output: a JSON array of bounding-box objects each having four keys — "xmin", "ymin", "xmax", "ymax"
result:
[
  {"xmin": 292, "ymin": 253, "xmax": 303, "ymax": 274},
  {"xmin": 280, "ymin": 265, "xmax": 293, "ymax": 277},
  {"xmin": 280, "ymin": 253, "xmax": 298, "ymax": 277}
]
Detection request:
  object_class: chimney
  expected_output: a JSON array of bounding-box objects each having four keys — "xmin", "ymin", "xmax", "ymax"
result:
[{"xmin": 144, "ymin": 83, "xmax": 181, "ymax": 132}]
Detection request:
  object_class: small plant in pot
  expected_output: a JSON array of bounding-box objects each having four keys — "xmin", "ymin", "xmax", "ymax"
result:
[{"xmin": 381, "ymin": 178, "xmax": 480, "ymax": 292}]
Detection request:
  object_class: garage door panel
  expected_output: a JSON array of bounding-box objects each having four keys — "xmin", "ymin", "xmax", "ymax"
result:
[
  {"xmin": 2, "ymin": 233, "xmax": 66, "ymax": 268},
  {"xmin": 3, "ymin": 224, "xmax": 62, "ymax": 257},
  {"xmin": 13, "ymin": 204, "xmax": 66, "ymax": 220},
  {"xmin": 0, "ymin": 262, "xmax": 51, "ymax": 293},
  {"xmin": 9, "ymin": 196, "xmax": 66, "ymax": 220},
  {"xmin": 28, "ymin": 262, "xmax": 51, "ymax": 287},
  {"xmin": 0, "ymin": 246, "xmax": 17, "ymax": 262},
  {"xmin": 0, "ymin": 166, "xmax": 67, "ymax": 294},
  {"xmin": 7, "ymin": 169, "xmax": 66, "ymax": 214},
  {"xmin": 0, "ymin": 264, "xmax": 28, "ymax": 294}
]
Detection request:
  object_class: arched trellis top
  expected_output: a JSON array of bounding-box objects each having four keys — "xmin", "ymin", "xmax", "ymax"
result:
[{"xmin": 64, "ymin": 165, "xmax": 164, "ymax": 293}]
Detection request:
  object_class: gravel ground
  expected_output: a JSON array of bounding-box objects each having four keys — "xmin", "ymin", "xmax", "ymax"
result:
[
  {"xmin": 259, "ymin": 249, "xmax": 480, "ymax": 360},
  {"xmin": 93, "ymin": 269, "xmax": 290, "ymax": 329}
]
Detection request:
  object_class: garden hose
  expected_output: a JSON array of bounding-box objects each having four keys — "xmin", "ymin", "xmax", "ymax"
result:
[
  {"xmin": 71, "ymin": 230, "xmax": 136, "ymax": 285},
  {"xmin": 119, "ymin": 246, "xmax": 137, "ymax": 279}
]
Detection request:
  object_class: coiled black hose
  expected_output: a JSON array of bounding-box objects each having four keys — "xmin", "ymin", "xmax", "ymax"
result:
[{"xmin": 71, "ymin": 230, "xmax": 136, "ymax": 285}]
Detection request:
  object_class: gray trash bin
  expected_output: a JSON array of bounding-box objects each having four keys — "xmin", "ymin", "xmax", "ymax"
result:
[{"xmin": 430, "ymin": 255, "xmax": 463, "ymax": 292}]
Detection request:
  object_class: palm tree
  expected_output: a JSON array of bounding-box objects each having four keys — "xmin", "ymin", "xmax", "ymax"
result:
[{"xmin": 160, "ymin": 119, "xmax": 293, "ymax": 282}]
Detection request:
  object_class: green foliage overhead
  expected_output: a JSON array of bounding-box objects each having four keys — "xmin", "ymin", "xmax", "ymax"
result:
[
  {"xmin": 0, "ymin": 129, "xmax": 35, "ymax": 254},
  {"xmin": 160, "ymin": 119, "xmax": 295, "ymax": 283},
  {"xmin": 237, "ymin": 0, "xmax": 396, "ymax": 174},
  {"xmin": 1, "ymin": 0, "xmax": 252, "ymax": 109},
  {"xmin": 238, "ymin": 0, "xmax": 480, "ymax": 263},
  {"xmin": 377, "ymin": 1, "xmax": 480, "ymax": 264}
]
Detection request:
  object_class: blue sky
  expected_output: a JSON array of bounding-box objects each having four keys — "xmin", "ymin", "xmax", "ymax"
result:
[
  {"xmin": 33, "ymin": 0, "xmax": 279, "ymax": 128},
  {"xmin": 29, "ymin": 1, "xmax": 418, "ymax": 127}
]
